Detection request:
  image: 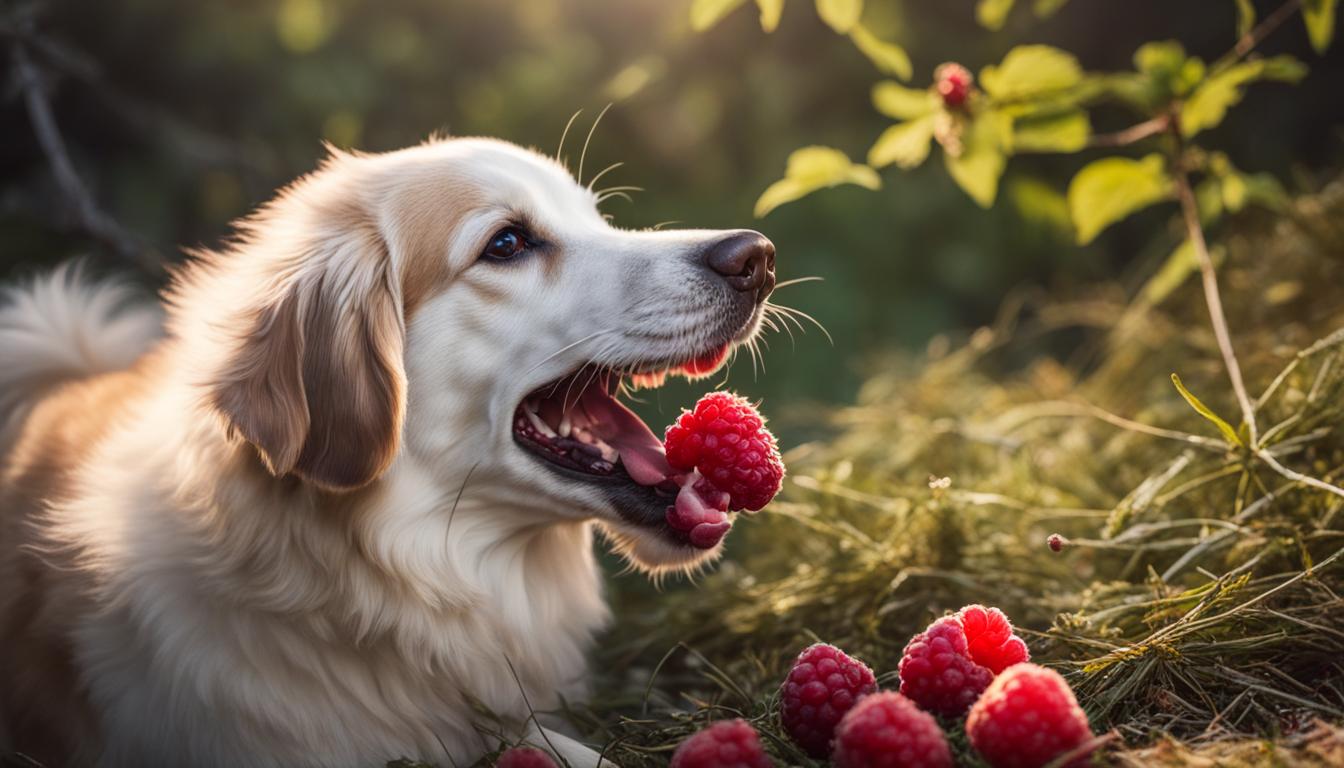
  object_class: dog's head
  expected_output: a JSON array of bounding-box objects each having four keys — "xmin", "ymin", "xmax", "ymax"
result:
[{"xmin": 205, "ymin": 137, "xmax": 775, "ymax": 571}]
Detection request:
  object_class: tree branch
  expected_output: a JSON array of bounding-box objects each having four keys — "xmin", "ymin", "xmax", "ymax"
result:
[{"xmin": 10, "ymin": 42, "xmax": 161, "ymax": 274}]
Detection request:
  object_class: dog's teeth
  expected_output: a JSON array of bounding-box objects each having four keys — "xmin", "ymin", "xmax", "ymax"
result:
[
  {"xmin": 525, "ymin": 408, "xmax": 556, "ymax": 438},
  {"xmin": 558, "ymin": 413, "xmax": 572, "ymax": 438}
]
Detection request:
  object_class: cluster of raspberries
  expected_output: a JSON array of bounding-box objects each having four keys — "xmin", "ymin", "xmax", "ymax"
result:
[{"xmin": 650, "ymin": 605, "xmax": 1094, "ymax": 768}]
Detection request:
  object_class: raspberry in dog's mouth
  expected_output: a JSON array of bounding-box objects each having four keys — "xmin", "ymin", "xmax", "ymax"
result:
[{"xmin": 511, "ymin": 343, "xmax": 737, "ymax": 548}]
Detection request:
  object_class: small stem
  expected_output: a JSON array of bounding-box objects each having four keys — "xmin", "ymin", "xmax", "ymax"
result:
[
  {"xmin": 1216, "ymin": 0, "xmax": 1304, "ymax": 71},
  {"xmin": 1258, "ymin": 451, "xmax": 1344, "ymax": 500},
  {"xmin": 1171, "ymin": 154, "xmax": 1259, "ymax": 448},
  {"xmin": 1088, "ymin": 114, "xmax": 1171, "ymax": 148}
]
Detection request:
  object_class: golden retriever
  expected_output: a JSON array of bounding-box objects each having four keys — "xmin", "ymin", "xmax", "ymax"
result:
[{"xmin": 0, "ymin": 137, "xmax": 775, "ymax": 767}]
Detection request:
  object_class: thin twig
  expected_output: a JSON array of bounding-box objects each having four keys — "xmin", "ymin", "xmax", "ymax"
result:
[
  {"xmin": 1258, "ymin": 451, "xmax": 1344, "ymax": 500},
  {"xmin": 1216, "ymin": 0, "xmax": 1305, "ymax": 71},
  {"xmin": 1171, "ymin": 129, "xmax": 1344, "ymax": 498},
  {"xmin": 1171, "ymin": 148, "xmax": 1258, "ymax": 448},
  {"xmin": 1088, "ymin": 114, "xmax": 1172, "ymax": 148},
  {"xmin": 10, "ymin": 43, "xmax": 160, "ymax": 273}
]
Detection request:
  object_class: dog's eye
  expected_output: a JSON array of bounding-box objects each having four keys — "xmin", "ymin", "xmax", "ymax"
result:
[{"xmin": 481, "ymin": 227, "xmax": 530, "ymax": 262}]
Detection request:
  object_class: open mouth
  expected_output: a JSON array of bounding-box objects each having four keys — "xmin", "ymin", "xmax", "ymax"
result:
[{"xmin": 511, "ymin": 342, "xmax": 735, "ymax": 549}]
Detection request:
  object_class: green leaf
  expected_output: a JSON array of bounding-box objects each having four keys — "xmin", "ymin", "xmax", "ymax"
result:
[
  {"xmin": 1134, "ymin": 40, "xmax": 1188, "ymax": 75},
  {"xmin": 1242, "ymin": 172, "xmax": 1289, "ymax": 211},
  {"xmin": 1171, "ymin": 373, "xmax": 1243, "ymax": 447},
  {"xmin": 1138, "ymin": 240, "xmax": 1228, "ymax": 307},
  {"xmin": 1132, "ymin": 41, "xmax": 1206, "ymax": 99},
  {"xmin": 1033, "ymin": 0, "xmax": 1069, "ymax": 15},
  {"xmin": 850, "ymin": 25, "xmax": 912, "ymax": 79},
  {"xmin": 1234, "ymin": 0, "xmax": 1255, "ymax": 39},
  {"xmin": 1195, "ymin": 177, "xmax": 1224, "ymax": 224},
  {"xmin": 977, "ymin": 0, "xmax": 1015, "ymax": 30},
  {"xmin": 980, "ymin": 45, "xmax": 1083, "ymax": 101},
  {"xmin": 816, "ymin": 0, "xmax": 863, "ymax": 33},
  {"xmin": 1221, "ymin": 171, "xmax": 1248, "ymax": 212},
  {"xmin": 945, "ymin": 111, "xmax": 1010, "ymax": 207},
  {"xmin": 691, "ymin": 0, "xmax": 749, "ymax": 31},
  {"xmin": 1011, "ymin": 109, "xmax": 1090, "ymax": 153},
  {"xmin": 1067, "ymin": 154, "xmax": 1173, "ymax": 244},
  {"xmin": 1181, "ymin": 57, "xmax": 1307, "ymax": 137},
  {"xmin": 872, "ymin": 81, "xmax": 935, "ymax": 119},
  {"xmin": 1304, "ymin": 0, "xmax": 1339, "ymax": 53},
  {"xmin": 1139, "ymin": 239, "xmax": 1197, "ymax": 306},
  {"xmin": 1007, "ymin": 176, "xmax": 1072, "ymax": 235},
  {"xmin": 756, "ymin": 0, "xmax": 785, "ymax": 31},
  {"xmin": 868, "ymin": 116, "xmax": 936, "ymax": 169},
  {"xmin": 755, "ymin": 146, "xmax": 881, "ymax": 217}
]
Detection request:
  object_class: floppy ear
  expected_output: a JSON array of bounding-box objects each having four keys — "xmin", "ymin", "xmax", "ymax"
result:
[{"xmin": 211, "ymin": 238, "xmax": 407, "ymax": 492}]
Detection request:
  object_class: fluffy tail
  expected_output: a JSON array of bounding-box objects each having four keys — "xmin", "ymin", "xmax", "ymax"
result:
[{"xmin": 0, "ymin": 263, "xmax": 163, "ymax": 441}]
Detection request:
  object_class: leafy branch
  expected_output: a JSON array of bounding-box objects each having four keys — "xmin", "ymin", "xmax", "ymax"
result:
[{"xmin": 688, "ymin": 0, "xmax": 1344, "ymax": 492}]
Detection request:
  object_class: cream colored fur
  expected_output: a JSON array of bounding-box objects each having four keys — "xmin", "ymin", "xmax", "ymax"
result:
[{"xmin": 0, "ymin": 138, "xmax": 768, "ymax": 767}]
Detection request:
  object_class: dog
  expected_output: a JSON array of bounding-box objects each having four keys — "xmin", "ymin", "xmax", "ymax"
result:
[{"xmin": 0, "ymin": 137, "xmax": 776, "ymax": 767}]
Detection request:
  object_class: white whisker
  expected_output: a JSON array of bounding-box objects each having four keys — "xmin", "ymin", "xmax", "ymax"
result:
[
  {"xmin": 555, "ymin": 109, "xmax": 583, "ymax": 169},
  {"xmin": 520, "ymin": 328, "xmax": 618, "ymax": 380},
  {"xmin": 764, "ymin": 304, "xmax": 806, "ymax": 337},
  {"xmin": 597, "ymin": 191, "xmax": 634, "ymax": 206},
  {"xmin": 767, "ymin": 302, "xmax": 833, "ymax": 345},
  {"xmin": 772, "ymin": 275, "xmax": 825, "ymax": 290},
  {"xmin": 586, "ymin": 162, "xmax": 624, "ymax": 193},
  {"xmin": 578, "ymin": 103, "xmax": 612, "ymax": 186}
]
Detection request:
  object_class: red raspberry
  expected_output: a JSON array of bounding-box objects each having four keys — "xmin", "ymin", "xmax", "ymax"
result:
[
  {"xmin": 898, "ymin": 616, "xmax": 993, "ymax": 717},
  {"xmin": 832, "ymin": 692, "xmax": 953, "ymax": 768},
  {"xmin": 664, "ymin": 392, "xmax": 784, "ymax": 511},
  {"xmin": 779, "ymin": 643, "xmax": 878, "ymax": 757},
  {"xmin": 958, "ymin": 605, "xmax": 1030, "ymax": 675},
  {"xmin": 495, "ymin": 747, "xmax": 558, "ymax": 768},
  {"xmin": 669, "ymin": 719, "xmax": 774, "ymax": 768},
  {"xmin": 966, "ymin": 663, "xmax": 1094, "ymax": 768},
  {"xmin": 934, "ymin": 62, "xmax": 973, "ymax": 108}
]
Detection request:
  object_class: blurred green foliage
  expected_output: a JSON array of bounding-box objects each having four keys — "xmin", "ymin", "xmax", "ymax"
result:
[{"xmin": 3, "ymin": 0, "xmax": 1344, "ymax": 431}]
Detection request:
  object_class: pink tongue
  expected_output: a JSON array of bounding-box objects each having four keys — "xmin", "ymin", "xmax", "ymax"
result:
[{"xmin": 580, "ymin": 387, "xmax": 674, "ymax": 486}]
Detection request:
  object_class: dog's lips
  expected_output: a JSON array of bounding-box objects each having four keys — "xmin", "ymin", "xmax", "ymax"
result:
[{"xmin": 628, "ymin": 342, "xmax": 733, "ymax": 390}]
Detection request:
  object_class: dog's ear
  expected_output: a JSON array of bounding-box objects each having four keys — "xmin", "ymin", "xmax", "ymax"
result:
[{"xmin": 211, "ymin": 235, "xmax": 407, "ymax": 492}]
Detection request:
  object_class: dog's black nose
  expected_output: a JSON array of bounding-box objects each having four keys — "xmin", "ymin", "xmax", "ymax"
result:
[{"xmin": 704, "ymin": 230, "xmax": 776, "ymax": 299}]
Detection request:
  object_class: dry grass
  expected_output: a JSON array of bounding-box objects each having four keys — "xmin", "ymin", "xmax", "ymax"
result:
[{"xmin": 572, "ymin": 176, "xmax": 1344, "ymax": 766}]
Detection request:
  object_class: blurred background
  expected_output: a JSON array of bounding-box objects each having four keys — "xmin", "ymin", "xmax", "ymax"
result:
[{"xmin": 3, "ymin": 0, "xmax": 1344, "ymax": 440}]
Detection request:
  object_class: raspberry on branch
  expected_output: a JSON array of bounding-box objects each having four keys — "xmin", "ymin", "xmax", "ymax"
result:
[{"xmin": 934, "ymin": 62, "xmax": 973, "ymax": 108}]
